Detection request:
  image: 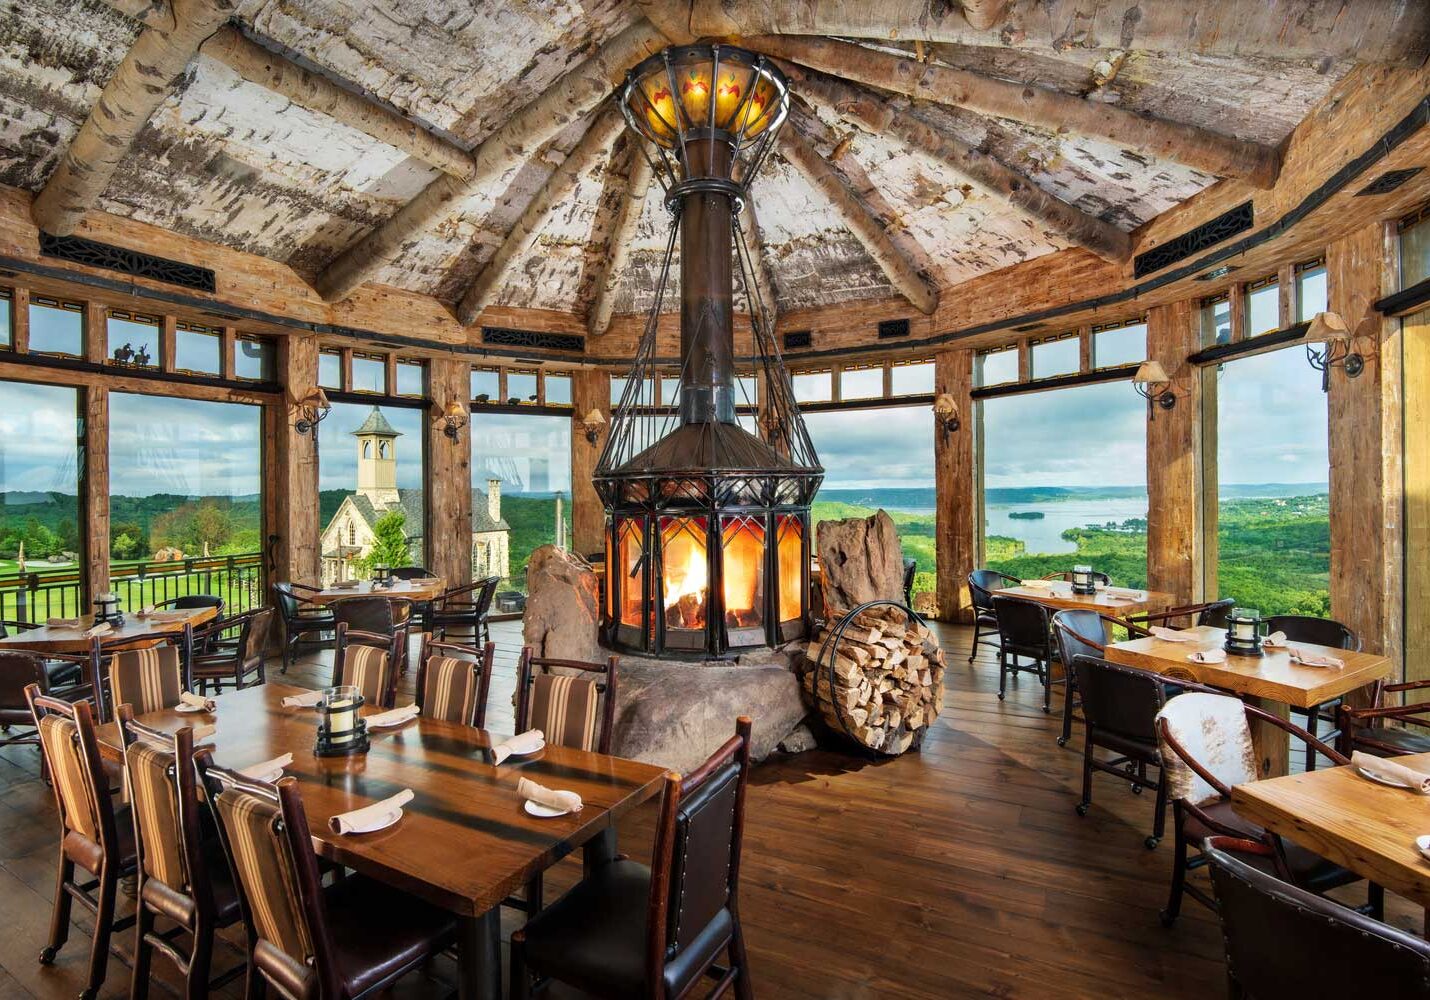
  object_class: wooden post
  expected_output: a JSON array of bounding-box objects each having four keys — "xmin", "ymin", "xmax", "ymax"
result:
[
  {"xmin": 81, "ymin": 386, "xmax": 110, "ymax": 603},
  {"xmin": 267, "ymin": 336, "xmax": 321, "ymax": 587},
  {"xmin": 934, "ymin": 348, "xmax": 974, "ymax": 622},
  {"xmin": 426, "ymin": 358, "xmax": 474, "ymax": 590},
  {"xmin": 570, "ymin": 369, "xmax": 611, "ymax": 558},
  {"xmin": 1145, "ymin": 300, "xmax": 1203, "ymax": 604},
  {"xmin": 85, "ymin": 302, "xmax": 106, "ymax": 363},
  {"xmin": 159, "ymin": 314, "xmax": 177, "ymax": 373},
  {"xmin": 11, "ymin": 287, "xmax": 28, "ymax": 354},
  {"xmin": 1404, "ymin": 306, "xmax": 1430, "ymax": 684}
]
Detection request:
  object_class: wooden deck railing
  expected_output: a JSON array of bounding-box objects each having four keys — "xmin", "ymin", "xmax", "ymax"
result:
[{"xmin": 0, "ymin": 552, "xmax": 265, "ymax": 623}]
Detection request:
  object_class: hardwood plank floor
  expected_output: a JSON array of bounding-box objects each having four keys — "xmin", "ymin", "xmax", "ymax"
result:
[{"xmin": 0, "ymin": 621, "xmax": 1416, "ymax": 998}]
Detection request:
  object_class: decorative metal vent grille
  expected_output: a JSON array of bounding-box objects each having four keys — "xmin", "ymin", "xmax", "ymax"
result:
[
  {"xmin": 877, "ymin": 318, "xmax": 910, "ymax": 339},
  {"xmin": 481, "ymin": 327, "xmax": 584, "ymax": 352},
  {"xmin": 1357, "ymin": 167, "xmax": 1423, "ymax": 196},
  {"xmin": 1133, "ymin": 202, "xmax": 1254, "ymax": 279},
  {"xmin": 783, "ymin": 330, "xmax": 812, "ymax": 349},
  {"xmin": 39, "ymin": 233, "xmax": 216, "ymax": 292}
]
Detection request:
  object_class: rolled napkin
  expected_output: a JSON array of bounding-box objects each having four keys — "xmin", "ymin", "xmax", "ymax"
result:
[
  {"xmin": 179, "ymin": 691, "xmax": 216, "ymax": 713},
  {"xmin": 46, "ymin": 616, "xmax": 85, "ymax": 629},
  {"xmin": 1150, "ymin": 626, "xmax": 1197, "ymax": 642},
  {"xmin": 1020, "ymin": 579, "xmax": 1053, "ymax": 589},
  {"xmin": 1351, "ymin": 751, "xmax": 1430, "ymax": 794},
  {"xmin": 84, "ymin": 622, "xmax": 112, "ymax": 638},
  {"xmin": 329, "ymin": 789, "xmax": 414, "ymax": 834},
  {"xmin": 239, "ymin": 752, "xmax": 293, "ymax": 782},
  {"xmin": 1262, "ymin": 631, "xmax": 1289, "ymax": 648},
  {"xmin": 1188, "ymin": 648, "xmax": 1227, "ymax": 664},
  {"xmin": 282, "ymin": 689, "xmax": 324, "ymax": 708},
  {"xmin": 1289, "ymin": 647, "xmax": 1345, "ymax": 669},
  {"xmin": 135, "ymin": 605, "xmax": 156, "ymax": 618},
  {"xmin": 491, "ymin": 729, "xmax": 545, "ymax": 765},
  {"xmin": 365, "ymin": 704, "xmax": 420, "ymax": 728},
  {"xmin": 1106, "ymin": 587, "xmax": 1145, "ymax": 600},
  {"xmin": 518, "ymin": 777, "xmax": 582, "ymax": 814}
]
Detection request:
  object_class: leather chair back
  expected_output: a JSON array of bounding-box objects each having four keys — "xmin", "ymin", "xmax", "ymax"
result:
[
  {"xmin": 388, "ymin": 566, "xmax": 432, "ymax": 580},
  {"xmin": 991, "ymin": 595, "xmax": 1051, "ymax": 659},
  {"xmin": 1198, "ymin": 599, "xmax": 1236, "ymax": 629},
  {"xmin": 1156, "ymin": 691, "xmax": 1258, "ymax": 806},
  {"xmin": 0, "ymin": 650, "xmax": 46, "ymax": 727},
  {"xmin": 271, "ymin": 583, "xmax": 302, "ymax": 626},
  {"xmin": 238, "ymin": 608, "xmax": 274, "ymax": 666},
  {"xmin": 1051, "ymin": 609, "xmax": 1104, "ymax": 664},
  {"xmin": 968, "ymin": 569, "xmax": 1006, "ymax": 614},
  {"xmin": 164, "ymin": 594, "xmax": 225, "ymax": 615},
  {"xmin": 472, "ymin": 576, "xmax": 501, "ymax": 618},
  {"xmin": 901, "ymin": 558, "xmax": 917, "ymax": 606},
  {"xmin": 1265, "ymin": 614, "xmax": 1360, "ymax": 651},
  {"xmin": 1070, "ymin": 655, "xmax": 1167, "ymax": 749},
  {"xmin": 332, "ymin": 596, "xmax": 396, "ymax": 636}
]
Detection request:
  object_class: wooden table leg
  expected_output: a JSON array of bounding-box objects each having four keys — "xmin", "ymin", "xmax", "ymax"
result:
[
  {"xmin": 457, "ymin": 908, "xmax": 500, "ymax": 1000},
  {"xmin": 1247, "ymin": 696, "xmax": 1291, "ymax": 779},
  {"xmin": 583, "ymin": 826, "xmax": 617, "ymax": 877}
]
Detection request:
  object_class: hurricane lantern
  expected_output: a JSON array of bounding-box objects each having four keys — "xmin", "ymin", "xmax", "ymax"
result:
[
  {"xmin": 93, "ymin": 592, "xmax": 123, "ymax": 626},
  {"xmin": 1224, "ymin": 607, "xmax": 1266, "ymax": 656},
  {"xmin": 1070, "ymin": 565, "xmax": 1096, "ymax": 595},
  {"xmin": 316, "ymin": 684, "xmax": 370, "ymax": 757}
]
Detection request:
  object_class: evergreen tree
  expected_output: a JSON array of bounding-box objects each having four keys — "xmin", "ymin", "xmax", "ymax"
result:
[{"xmin": 358, "ymin": 511, "xmax": 411, "ymax": 571}]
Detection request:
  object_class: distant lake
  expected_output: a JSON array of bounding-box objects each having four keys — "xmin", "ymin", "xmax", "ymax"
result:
[{"xmin": 984, "ymin": 498, "xmax": 1148, "ymax": 554}]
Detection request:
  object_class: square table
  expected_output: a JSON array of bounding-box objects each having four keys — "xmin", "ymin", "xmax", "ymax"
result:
[
  {"xmin": 1232, "ymin": 752, "xmax": 1430, "ymax": 914},
  {"xmin": 0, "ymin": 605, "xmax": 219, "ymax": 654},
  {"xmin": 96, "ymin": 682, "xmax": 670, "ymax": 999},
  {"xmin": 993, "ymin": 580, "xmax": 1176, "ymax": 628},
  {"xmin": 1105, "ymin": 625, "xmax": 1393, "ymax": 777},
  {"xmin": 305, "ymin": 578, "xmax": 446, "ymax": 604}
]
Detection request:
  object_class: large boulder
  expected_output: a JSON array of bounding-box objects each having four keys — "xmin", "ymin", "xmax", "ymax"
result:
[
  {"xmin": 816, "ymin": 509, "xmax": 904, "ymax": 614},
  {"xmin": 522, "ymin": 545, "xmax": 602, "ymax": 663}
]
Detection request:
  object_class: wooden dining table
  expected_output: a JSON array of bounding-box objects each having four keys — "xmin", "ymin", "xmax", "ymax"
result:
[
  {"xmin": 0, "ymin": 605, "xmax": 219, "ymax": 654},
  {"xmin": 993, "ymin": 580, "xmax": 1177, "ymax": 622},
  {"xmin": 94, "ymin": 682, "xmax": 670, "ymax": 999},
  {"xmin": 1105, "ymin": 625, "xmax": 1393, "ymax": 777},
  {"xmin": 304, "ymin": 577, "xmax": 447, "ymax": 604}
]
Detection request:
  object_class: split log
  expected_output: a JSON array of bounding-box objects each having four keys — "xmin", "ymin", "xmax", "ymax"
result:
[
  {"xmin": 782, "ymin": 114, "xmax": 939, "ymax": 316},
  {"xmin": 751, "ymin": 35, "xmax": 1282, "ymax": 188},
  {"xmin": 802, "ymin": 603, "xmax": 945, "ymax": 754},
  {"xmin": 736, "ymin": 198, "xmax": 781, "ymax": 328},
  {"xmin": 32, "ymin": 0, "xmax": 236, "ymax": 235},
  {"xmin": 958, "ymin": 0, "xmax": 1007, "ymax": 31},
  {"xmin": 587, "ymin": 145, "xmax": 655, "ymax": 337},
  {"xmin": 456, "ymin": 105, "xmax": 626, "ymax": 326},
  {"xmin": 794, "ymin": 70, "xmax": 1131, "ymax": 263}
]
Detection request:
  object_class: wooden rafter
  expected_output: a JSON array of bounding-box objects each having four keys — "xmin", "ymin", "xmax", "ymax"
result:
[
  {"xmin": 32, "ymin": 0, "xmax": 235, "ymax": 235},
  {"xmin": 782, "ymin": 111, "xmax": 939, "ymax": 316},
  {"xmin": 587, "ymin": 146, "xmax": 655, "ymax": 337},
  {"xmin": 752, "ymin": 35, "xmax": 1282, "ymax": 188},
  {"xmin": 456, "ymin": 106, "xmax": 626, "ymax": 327},
  {"xmin": 737, "ymin": 199, "xmax": 780, "ymax": 328},
  {"xmin": 315, "ymin": 20, "xmax": 665, "ymax": 304},
  {"xmin": 958, "ymin": 0, "xmax": 1007, "ymax": 31},
  {"xmin": 794, "ymin": 69, "xmax": 1131, "ymax": 264}
]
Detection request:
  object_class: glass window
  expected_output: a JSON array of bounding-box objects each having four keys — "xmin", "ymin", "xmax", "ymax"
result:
[
  {"xmin": 319, "ymin": 402, "xmax": 426, "ymax": 581},
  {"xmin": 979, "ymin": 381, "xmax": 1148, "ymax": 586},
  {"xmin": 840, "ymin": 365, "xmax": 883, "ymax": 401},
  {"xmin": 351, "ymin": 353, "xmax": 385, "ymax": 393},
  {"xmin": 1092, "ymin": 320, "xmax": 1146, "ymax": 369},
  {"xmin": 395, "ymin": 360, "xmax": 425, "ymax": 398},
  {"xmin": 470, "ymin": 412, "xmax": 572, "ymax": 594},
  {"xmin": 891, "ymin": 360, "xmax": 935, "ymax": 395},
  {"xmin": 544, "ymin": 372, "xmax": 571, "ymax": 406},
  {"xmin": 318, "ymin": 350, "xmax": 342, "ymax": 389},
  {"xmin": 174, "ymin": 323, "xmax": 221, "ymax": 375},
  {"xmin": 1295, "ymin": 259, "xmax": 1328, "ymax": 322},
  {"xmin": 0, "ymin": 381, "xmax": 82, "ymax": 620},
  {"xmin": 1031, "ymin": 335, "xmax": 1079, "ymax": 379},
  {"xmin": 659, "ymin": 374, "xmax": 681, "ymax": 407},
  {"xmin": 976, "ymin": 347, "xmax": 1017, "ymax": 387},
  {"xmin": 234, "ymin": 336, "xmax": 274, "ymax": 381},
  {"xmin": 1201, "ymin": 294, "xmax": 1232, "ymax": 345},
  {"xmin": 1244, "ymin": 276, "xmax": 1280, "ymax": 338},
  {"xmin": 0, "ymin": 289, "xmax": 11, "ymax": 350},
  {"xmin": 791, "ymin": 370, "xmax": 830, "ymax": 403},
  {"xmin": 507, "ymin": 370, "xmax": 538, "ymax": 405},
  {"xmin": 29, "ymin": 298, "xmax": 83, "ymax": 356},
  {"xmin": 611, "ymin": 376, "xmax": 655, "ymax": 407},
  {"xmin": 1214, "ymin": 348, "xmax": 1329, "ymax": 616},
  {"xmin": 734, "ymin": 374, "xmax": 759, "ymax": 408},
  {"xmin": 1402, "ymin": 209, "xmax": 1430, "ymax": 288},
  {"xmin": 107, "ymin": 311, "xmax": 160, "ymax": 367},
  {"xmin": 471, "ymin": 366, "xmax": 500, "ymax": 402},
  {"xmin": 107, "ymin": 393, "xmax": 264, "ymax": 611}
]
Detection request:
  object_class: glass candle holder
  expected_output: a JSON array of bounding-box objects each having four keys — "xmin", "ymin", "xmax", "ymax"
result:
[
  {"xmin": 316, "ymin": 684, "xmax": 369, "ymax": 756},
  {"xmin": 1070, "ymin": 565, "xmax": 1095, "ymax": 594},
  {"xmin": 1224, "ymin": 607, "xmax": 1265, "ymax": 656}
]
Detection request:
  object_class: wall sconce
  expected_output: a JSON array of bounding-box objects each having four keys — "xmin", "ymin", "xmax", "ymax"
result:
[
  {"xmin": 294, "ymin": 386, "xmax": 331, "ymax": 436},
  {"xmin": 576, "ymin": 407, "xmax": 607, "ymax": 444},
  {"xmin": 1303, "ymin": 311, "xmax": 1362, "ymax": 392},
  {"xmin": 1132, "ymin": 360, "xmax": 1177, "ymax": 420},
  {"xmin": 933, "ymin": 392, "xmax": 961, "ymax": 438},
  {"xmin": 437, "ymin": 400, "xmax": 468, "ymax": 440}
]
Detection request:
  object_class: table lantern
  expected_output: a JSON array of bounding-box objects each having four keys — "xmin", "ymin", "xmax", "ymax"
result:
[
  {"xmin": 316, "ymin": 684, "xmax": 370, "ymax": 757},
  {"xmin": 93, "ymin": 592, "xmax": 123, "ymax": 626},
  {"xmin": 1070, "ymin": 565, "xmax": 1096, "ymax": 595},
  {"xmin": 1224, "ymin": 607, "xmax": 1266, "ymax": 656}
]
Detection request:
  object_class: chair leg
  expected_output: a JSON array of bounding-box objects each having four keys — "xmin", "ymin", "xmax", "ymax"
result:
[
  {"xmin": 244, "ymin": 962, "xmax": 267, "ymax": 1000},
  {"xmin": 187, "ymin": 920, "xmax": 213, "ymax": 1000},
  {"xmin": 1041, "ymin": 658, "xmax": 1052, "ymax": 714},
  {"xmin": 280, "ymin": 634, "xmax": 291, "ymax": 674},
  {"xmin": 1076, "ymin": 728, "xmax": 1093, "ymax": 816},
  {"xmin": 1305, "ymin": 705, "xmax": 1320, "ymax": 772},
  {"xmin": 84, "ymin": 865, "xmax": 118, "ymax": 1000},
  {"xmin": 1058, "ymin": 671, "xmax": 1076, "ymax": 745},
  {"xmin": 997, "ymin": 651, "xmax": 1007, "ymax": 701},
  {"xmin": 1368, "ymin": 881, "xmax": 1385, "ymax": 921},
  {"xmin": 1148, "ymin": 770, "xmax": 1169, "ymax": 850},
  {"xmin": 1160, "ymin": 809, "xmax": 1188, "ymax": 927},
  {"xmin": 729, "ymin": 917, "xmax": 755, "ymax": 1000},
  {"xmin": 39, "ymin": 855, "xmax": 74, "ymax": 964},
  {"xmin": 508, "ymin": 930, "xmax": 530, "ymax": 1000},
  {"xmin": 130, "ymin": 904, "xmax": 154, "ymax": 1000},
  {"xmin": 968, "ymin": 620, "xmax": 980, "ymax": 663}
]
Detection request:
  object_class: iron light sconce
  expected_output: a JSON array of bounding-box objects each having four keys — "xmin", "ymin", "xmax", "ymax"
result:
[
  {"xmin": 1132, "ymin": 360, "xmax": 1177, "ymax": 420},
  {"xmin": 437, "ymin": 400, "xmax": 468, "ymax": 440},
  {"xmin": 577, "ymin": 407, "xmax": 607, "ymax": 444},
  {"xmin": 1303, "ymin": 311, "xmax": 1362, "ymax": 392},
  {"xmin": 294, "ymin": 386, "xmax": 331, "ymax": 437},
  {"xmin": 933, "ymin": 392, "xmax": 961, "ymax": 438}
]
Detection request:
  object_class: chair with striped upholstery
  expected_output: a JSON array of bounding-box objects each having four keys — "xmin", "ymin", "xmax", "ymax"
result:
[
  {"xmin": 25, "ymin": 684, "xmax": 137, "ymax": 1000},
  {"xmin": 118, "ymin": 707, "xmax": 244, "ymax": 998},
  {"xmin": 414, "ymin": 635, "xmax": 494, "ymax": 727},
  {"xmin": 515, "ymin": 647, "xmax": 618, "ymax": 754},
  {"xmin": 198, "ymin": 761, "xmax": 457, "ymax": 1000},
  {"xmin": 331, "ymin": 623, "xmax": 400, "ymax": 710},
  {"xmin": 101, "ymin": 625, "xmax": 194, "ymax": 722}
]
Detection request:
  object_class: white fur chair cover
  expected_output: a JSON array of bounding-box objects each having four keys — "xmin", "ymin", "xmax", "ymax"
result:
[{"xmin": 1156, "ymin": 692, "xmax": 1258, "ymax": 806}]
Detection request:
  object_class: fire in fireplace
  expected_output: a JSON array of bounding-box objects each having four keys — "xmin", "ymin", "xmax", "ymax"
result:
[{"xmin": 595, "ymin": 44, "xmax": 822, "ymax": 658}]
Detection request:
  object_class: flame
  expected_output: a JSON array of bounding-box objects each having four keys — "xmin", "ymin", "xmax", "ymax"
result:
[{"xmin": 664, "ymin": 531, "xmax": 708, "ymax": 607}]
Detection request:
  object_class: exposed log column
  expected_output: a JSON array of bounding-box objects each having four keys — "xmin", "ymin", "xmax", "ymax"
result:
[
  {"xmin": 456, "ymin": 106, "xmax": 626, "ymax": 327},
  {"xmin": 267, "ymin": 336, "xmax": 321, "ymax": 588},
  {"xmin": 782, "ymin": 117, "xmax": 939, "ymax": 316},
  {"xmin": 570, "ymin": 369, "xmax": 611, "ymax": 558},
  {"xmin": 426, "ymin": 358, "xmax": 475, "ymax": 590},
  {"xmin": 795, "ymin": 70, "xmax": 1131, "ymax": 263},
  {"xmin": 33, "ymin": 0, "xmax": 236, "ymax": 235},
  {"xmin": 934, "ymin": 348, "xmax": 974, "ymax": 623},
  {"xmin": 751, "ymin": 35, "xmax": 1282, "ymax": 187},
  {"xmin": 1144, "ymin": 300, "xmax": 1204, "ymax": 604},
  {"xmin": 588, "ymin": 150, "xmax": 654, "ymax": 337},
  {"xmin": 82, "ymin": 387, "xmax": 111, "ymax": 603}
]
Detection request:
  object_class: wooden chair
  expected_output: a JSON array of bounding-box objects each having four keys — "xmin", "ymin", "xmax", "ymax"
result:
[
  {"xmin": 966, "ymin": 569, "xmax": 1018, "ymax": 663},
  {"xmin": 1129, "ymin": 598, "xmax": 1235, "ymax": 630},
  {"xmin": 1336, "ymin": 677, "xmax": 1430, "ymax": 758},
  {"xmin": 515, "ymin": 647, "xmax": 619, "ymax": 754},
  {"xmin": 510, "ymin": 718, "xmax": 755, "ymax": 1000},
  {"xmin": 0, "ymin": 647, "xmax": 93, "ymax": 754},
  {"xmin": 388, "ymin": 566, "xmax": 435, "ymax": 626},
  {"xmin": 1265, "ymin": 613, "xmax": 1360, "ymax": 770},
  {"xmin": 990, "ymin": 595, "xmax": 1054, "ymax": 711},
  {"xmin": 2, "ymin": 618, "xmax": 86, "ymax": 687},
  {"xmin": 428, "ymin": 575, "xmax": 501, "ymax": 643},
  {"xmin": 272, "ymin": 582, "xmax": 336, "ymax": 674},
  {"xmin": 415, "ymin": 635, "xmax": 494, "ymax": 727},
  {"xmin": 331, "ymin": 622, "xmax": 401, "ymax": 710},
  {"xmin": 190, "ymin": 607, "xmax": 272, "ymax": 695},
  {"xmin": 1050, "ymin": 608, "xmax": 1150, "ymax": 747},
  {"xmin": 26, "ymin": 684, "xmax": 137, "ymax": 1000},
  {"xmin": 155, "ymin": 594, "xmax": 225, "ymax": 651},
  {"xmin": 332, "ymin": 594, "xmax": 411, "ymax": 674},
  {"xmin": 99, "ymin": 624, "xmax": 195, "ymax": 722},
  {"xmin": 1154, "ymin": 691, "xmax": 1374, "ymax": 926},
  {"xmin": 117, "ymin": 708, "xmax": 244, "ymax": 998},
  {"xmin": 1205, "ymin": 837, "xmax": 1430, "ymax": 999},
  {"xmin": 198, "ymin": 761, "xmax": 457, "ymax": 1000}
]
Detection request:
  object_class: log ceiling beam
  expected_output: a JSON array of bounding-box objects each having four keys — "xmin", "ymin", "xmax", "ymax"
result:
[
  {"xmin": 32, "ymin": 0, "xmax": 235, "ymax": 236},
  {"xmin": 958, "ymin": 0, "xmax": 1007, "ymax": 31},
  {"xmin": 315, "ymin": 20, "xmax": 665, "ymax": 304},
  {"xmin": 751, "ymin": 35, "xmax": 1282, "ymax": 188},
  {"xmin": 783, "ymin": 111, "xmax": 939, "ymax": 316},
  {"xmin": 456, "ymin": 106, "xmax": 626, "ymax": 327},
  {"xmin": 737, "ymin": 198, "xmax": 781, "ymax": 328},
  {"xmin": 588, "ymin": 146, "xmax": 655, "ymax": 337},
  {"xmin": 794, "ymin": 69, "xmax": 1131, "ymax": 264}
]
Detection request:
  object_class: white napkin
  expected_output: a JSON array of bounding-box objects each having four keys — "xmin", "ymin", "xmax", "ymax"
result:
[
  {"xmin": 1020, "ymin": 579, "xmax": 1052, "ymax": 589},
  {"xmin": 518, "ymin": 777, "xmax": 582, "ymax": 814},
  {"xmin": 179, "ymin": 691, "xmax": 215, "ymax": 712},
  {"xmin": 329, "ymin": 789, "xmax": 413, "ymax": 834},
  {"xmin": 1106, "ymin": 587, "xmax": 1145, "ymax": 600},
  {"xmin": 366, "ymin": 704, "xmax": 420, "ymax": 728},
  {"xmin": 1352, "ymin": 751, "xmax": 1430, "ymax": 794},
  {"xmin": 85, "ymin": 622, "xmax": 112, "ymax": 638},
  {"xmin": 1188, "ymin": 648, "xmax": 1227, "ymax": 664},
  {"xmin": 1151, "ymin": 626, "xmax": 1197, "ymax": 642},
  {"xmin": 1262, "ymin": 631, "xmax": 1288, "ymax": 648},
  {"xmin": 46, "ymin": 616, "xmax": 85, "ymax": 629},
  {"xmin": 1290, "ymin": 647, "xmax": 1345, "ymax": 669},
  {"xmin": 282, "ymin": 689, "xmax": 324, "ymax": 708},
  {"xmin": 491, "ymin": 730, "xmax": 545, "ymax": 765},
  {"xmin": 239, "ymin": 752, "xmax": 293, "ymax": 782},
  {"xmin": 191, "ymin": 723, "xmax": 215, "ymax": 742}
]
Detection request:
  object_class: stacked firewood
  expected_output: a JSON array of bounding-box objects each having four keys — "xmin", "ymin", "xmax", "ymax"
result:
[{"xmin": 802, "ymin": 604, "xmax": 946, "ymax": 754}]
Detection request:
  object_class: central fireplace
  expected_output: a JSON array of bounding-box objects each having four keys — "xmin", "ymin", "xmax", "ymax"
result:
[{"xmin": 595, "ymin": 44, "xmax": 822, "ymax": 658}]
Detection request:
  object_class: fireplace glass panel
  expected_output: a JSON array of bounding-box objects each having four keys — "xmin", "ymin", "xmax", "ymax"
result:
[
  {"xmin": 722, "ymin": 516, "xmax": 766, "ymax": 642},
  {"xmin": 660, "ymin": 516, "xmax": 709, "ymax": 634},
  {"xmin": 776, "ymin": 514, "xmax": 803, "ymax": 624},
  {"xmin": 618, "ymin": 519, "xmax": 645, "ymax": 629}
]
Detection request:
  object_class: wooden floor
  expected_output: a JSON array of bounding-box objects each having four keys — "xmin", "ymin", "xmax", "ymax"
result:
[{"xmin": 0, "ymin": 621, "xmax": 1417, "ymax": 998}]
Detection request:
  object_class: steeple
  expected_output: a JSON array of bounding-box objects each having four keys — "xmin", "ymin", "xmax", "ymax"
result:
[{"xmin": 353, "ymin": 406, "xmax": 401, "ymax": 507}]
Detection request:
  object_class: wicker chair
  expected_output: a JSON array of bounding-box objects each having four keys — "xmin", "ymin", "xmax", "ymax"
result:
[
  {"xmin": 428, "ymin": 575, "xmax": 501, "ymax": 643},
  {"xmin": 1050, "ymin": 609, "xmax": 1150, "ymax": 746}
]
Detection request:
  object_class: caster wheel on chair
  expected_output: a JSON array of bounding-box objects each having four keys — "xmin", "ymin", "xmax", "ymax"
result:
[
  {"xmin": 39, "ymin": 947, "xmax": 57, "ymax": 965},
  {"xmin": 1056, "ymin": 736, "xmax": 1068, "ymax": 747},
  {"xmin": 1130, "ymin": 784, "xmax": 1143, "ymax": 795},
  {"xmin": 1042, "ymin": 706, "xmax": 1050, "ymax": 714},
  {"xmin": 1159, "ymin": 910, "xmax": 1177, "ymax": 929},
  {"xmin": 80, "ymin": 989, "xmax": 98, "ymax": 1000},
  {"xmin": 1075, "ymin": 802, "xmax": 1090, "ymax": 816},
  {"xmin": 1144, "ymin": 835, "xmax": 1161, "ymax": 849},
  {"xmin": 997, "ymin": 692, "xmax": 1005, "ymax": 701}
]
